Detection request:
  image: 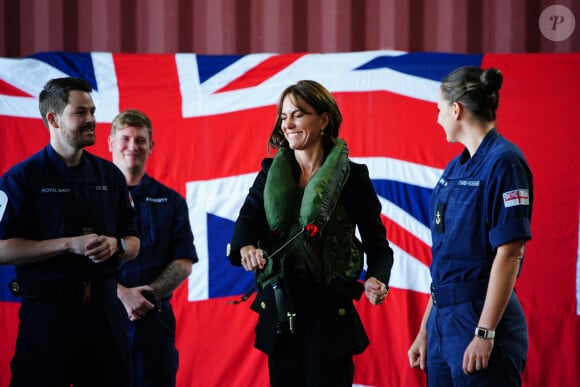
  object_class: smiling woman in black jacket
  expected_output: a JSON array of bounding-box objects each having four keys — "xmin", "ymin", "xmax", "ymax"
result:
[{"xmin": 228, "ymin": 79, "xmax": 394, "ymax": 387}]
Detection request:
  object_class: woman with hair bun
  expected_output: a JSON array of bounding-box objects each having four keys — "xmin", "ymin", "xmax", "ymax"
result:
[{"xmin": 408, "ymin": 66, "xmax": 533, "ymax": 386}]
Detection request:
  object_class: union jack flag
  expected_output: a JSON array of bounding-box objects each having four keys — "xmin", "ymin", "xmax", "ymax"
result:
[{"xmin": 1, "ymin": 51, "xmax": 579, "ymax": 387}]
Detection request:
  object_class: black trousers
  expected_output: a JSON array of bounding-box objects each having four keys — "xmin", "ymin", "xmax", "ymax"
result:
[
  {"xmin": 267, "ymin": 332, "xmax": 355, "ymax": 387},
  {"xmin": 10, "ymin": 296, "xmax": 131, "ymax": 387}
]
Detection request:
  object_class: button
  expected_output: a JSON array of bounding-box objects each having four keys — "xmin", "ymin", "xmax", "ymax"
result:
[
  {"xmin": 260, "ymin": 301, "xmax": 266, "ymax": 310},
  {"xmin": 9, "ymin": 281, "xmax": 20, "ymax": 294},
  {"xmin": 338, "ymin": 308, "xmax": 346, "ymax": 316}
]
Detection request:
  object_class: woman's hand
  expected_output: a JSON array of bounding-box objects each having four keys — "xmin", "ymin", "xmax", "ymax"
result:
[
  {"xmin": 463, "ymin": 336, "xmax": 494, "ymax": 374},
  {"xmin": 239, "ymin": 245, "xmax": 266, "ymax": 271},
  {"xmin": 408, "ymin": 329, "xmax": 428, "ymax": 370},
  {"xmin": 364, "ymin": 276, "xmax": 388, "ymax": 305}
]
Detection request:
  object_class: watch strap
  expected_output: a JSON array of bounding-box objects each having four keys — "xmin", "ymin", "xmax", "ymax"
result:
[
  {"xmin": 474, "ymin": 326, "xmax": 495, "ymax": 339},
  {"xmin": 117, "ymin": 237, "xmax": 127, "ymax": 254}
]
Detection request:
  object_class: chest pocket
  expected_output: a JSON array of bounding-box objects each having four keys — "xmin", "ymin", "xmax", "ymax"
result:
[
  {"xmin": 82, "ymin": 184, "xmax": 117, "ymax": 235},
  {"xmin": 447, "ymin": 179, "xmax": 482, "ymax": 247},
  {"xmin": 138, "ymin": 197, "xmax": 172, "ymax": 247},
  {"xmin": 432, "ymin": 179, "xmax": 481, "ymax": 246},
  {"xmin": 36, "ymin": 187, "xmax": 75, "ymax": 238}
]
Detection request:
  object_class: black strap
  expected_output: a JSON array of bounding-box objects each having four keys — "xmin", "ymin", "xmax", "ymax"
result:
[
  {"xmin": 226, "ymin": 284, "xmax": 256, "ymax": 305},
  {"xmin": 10, "ymin": 276, "xmax": 116, "ymax": 303},
  {"xmin": 227, "ymin": 228, "xmax": 305, "ymax": 305}
]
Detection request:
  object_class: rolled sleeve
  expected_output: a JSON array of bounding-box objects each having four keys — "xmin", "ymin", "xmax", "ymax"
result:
[{"xmin": 489, "ymin": 218, "xmax": 531, "ymax": 249}]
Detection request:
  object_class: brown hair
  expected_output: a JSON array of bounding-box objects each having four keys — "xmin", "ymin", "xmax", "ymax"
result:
[
  {"xmin": 111, "ymin": 109, "xmax": 153, "ymax": 141},
  {"xmin": 440, "ymin": 66, "xmax": 503, "ymax": 122},
  {"xmin": 267, "ymin": 80, "xmax": 342, "ymax": 155},
  {"xmin": 39, "ymin": 77, "xmax": 92, "ymax": 128}
]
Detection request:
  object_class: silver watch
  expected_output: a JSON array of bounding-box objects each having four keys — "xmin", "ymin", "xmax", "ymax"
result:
[{"xmin": 474, "ymin": 326, "xmax": 495, "ymax": 339}]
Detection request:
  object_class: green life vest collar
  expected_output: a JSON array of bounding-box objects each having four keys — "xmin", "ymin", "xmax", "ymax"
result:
[{"xmin": 264, "ymin": 138, "xmax": 350, "ymax": 236}]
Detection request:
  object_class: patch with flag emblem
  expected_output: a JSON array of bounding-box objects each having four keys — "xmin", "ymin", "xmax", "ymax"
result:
[{"xmin": 502, "ymin": 189, "xmax": 530, "ymax": 208}]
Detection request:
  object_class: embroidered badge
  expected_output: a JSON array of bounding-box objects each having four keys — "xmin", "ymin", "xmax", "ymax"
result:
[
  {"xmin": 0, "ymin": 190, "xmax": 7, "ymax": 221},
  {"xmin": 435, "ymin": 202, "xmax": 445, "ymax": 233},
  {"xmin": 502, "ymin": 189, "xmax": 530, "ymax": 208}
]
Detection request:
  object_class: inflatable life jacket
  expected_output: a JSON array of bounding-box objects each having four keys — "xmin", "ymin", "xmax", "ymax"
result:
[{"xmin": 258, "ymin": 139, "xmax": 364, "ymax": 294}]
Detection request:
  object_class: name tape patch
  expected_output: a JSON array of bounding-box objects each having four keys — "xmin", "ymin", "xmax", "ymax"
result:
[{"xmin": 146, "ymin": 197, "xmax": 168, "ymax": 203}]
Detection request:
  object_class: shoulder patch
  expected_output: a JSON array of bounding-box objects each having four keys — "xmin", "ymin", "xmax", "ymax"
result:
[
  {"xmin": 0, "ymin": 190, "xmax": 7, "ymax": 221},
  {"xmin": 502, "ymin": 189, "xmax": 530, "ymax": 208}
]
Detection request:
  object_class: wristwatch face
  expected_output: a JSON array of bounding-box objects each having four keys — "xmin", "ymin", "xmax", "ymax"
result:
[{"xmin": 475, "ymin": 327, "xmax": 488, "ymax": 339}]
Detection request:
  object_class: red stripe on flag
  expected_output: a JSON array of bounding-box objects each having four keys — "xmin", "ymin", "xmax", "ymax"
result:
[
  {"xmin": 172, "ymin": 287, "xmax": 269, "ymax": 387},
  {"xmin": 336, "ymin": 91, "xmax": 462, "ymax": 169},
  {"xmin": 113, "ymin": 53, "xmax": 183, "ymax": 118},
  {"xmin": 354, "ymin": 288, "xmax": 428, "ymax": 386},
  {"xmin": 0, "ymin": 116, "xmax": 48, "ymax": 175},
  {"xmin": 0, "ymin": 302, "xmax": 19, "ymax": 387},
  {"xmin": 383, "ymin": 215, "xmax": 432, "ymax": 267},
  {"xmin": 0, "ymin": 79, "xmax": 32, "ymax": 97},
  {"xmin": 216, "ymin": 53, "xmax": 307, "ymax": 93}
]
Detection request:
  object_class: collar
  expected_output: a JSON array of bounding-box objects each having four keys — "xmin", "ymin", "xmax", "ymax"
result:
[
  {"xmin": 46, "ymin": 144, "xmax": 87, "ymax": 176},
  {"xmin": 128, "ymin": 174, "xmax": 152, "ymax": 196},
  {"xmin": 460, "ymin": 128, "xmax": 499, "ymax": 164},
  {"xmin": 264, "ymin": 139, "xmax": 350, "ymax": 235}
]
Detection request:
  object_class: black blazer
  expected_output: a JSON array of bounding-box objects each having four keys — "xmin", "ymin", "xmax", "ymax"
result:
[{"xmin": 229, "ymin": 156, "xmax": 394, "ymax": 355}]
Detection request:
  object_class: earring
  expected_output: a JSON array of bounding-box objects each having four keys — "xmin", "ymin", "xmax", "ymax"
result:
[{"xmin": 321, "ymin": 127, "xmax": 325, "ymax": 136}]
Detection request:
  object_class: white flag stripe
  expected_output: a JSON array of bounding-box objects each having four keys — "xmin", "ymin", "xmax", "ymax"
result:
[
  {"xmin": 199, "ymin": 53, "xmax": 276, "ymax": 94},
  {"xmin": 263, "ymin": 51, "xmax": 405, "ymax": 87},
  {"xmin": 0, "ymin": 57, "xmax": 64, "ymax": 96},
  {"xmin": 176, "ymin": 50, "xmax": 440, "ymax": 117},
  {"xmin": 388, "ymin": 242, "xmax": 431, "ymax": 293},
  {"xmin": 185, "ymin": 173, "xmax": 257, "ymax": 301},
  {"xmin": 0, "ymin": 95, "xmax": 39, "ymax": 118},
  {"xmin": 175, "ymin": 54, "xmax": 201, "ymax": 118},
  {"xmin": 0, "ymin": 53, "xmax": 120, "ymax": 121},
  {"xmin": 353, "ymin": 156, "xmax": 442, "ymax": 189},
  {"xmin": 0, "ymin": 57, "xmax": 67, "ymax": 118},
  {"xmin": 379, "ymin": 196, "xmax": 432, "ymax": 248},
  {"xmin": 90, "ymin": 52, "xmax": 120, "ymax": 122},
  {"xmin": 178, "ymin": 67, "xmax": 440, "ymax": 117}
]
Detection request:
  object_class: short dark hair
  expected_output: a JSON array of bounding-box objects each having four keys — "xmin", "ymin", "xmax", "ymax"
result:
[
  {"xmin": 39, "ymin": 77, "xmax": 93, "ymax": 127},
  {"xmin": 440, "ymin": 66, "xmax": 503, "ymax": 122},
  {"xmin": 268, "ymin": 80, "xmax": 342, "ymax": 155}
]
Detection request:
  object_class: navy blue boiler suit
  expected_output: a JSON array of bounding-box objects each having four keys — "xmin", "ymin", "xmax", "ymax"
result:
[
  {"xmin": 427, "ymin": 130, "xmax": 533, "ymax": 386},
  {"xmin": 0, "ymin": 145, "xmax": 139, "ymax": 387},
  {"xmin": 118, "ymin": 174, "xmax": 198, "ymax": 387}
]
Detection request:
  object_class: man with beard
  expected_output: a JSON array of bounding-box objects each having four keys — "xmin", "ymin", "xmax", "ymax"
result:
[{"xmin": 0, "ymin": 77, "xmax": 140, "ymax": 387}]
